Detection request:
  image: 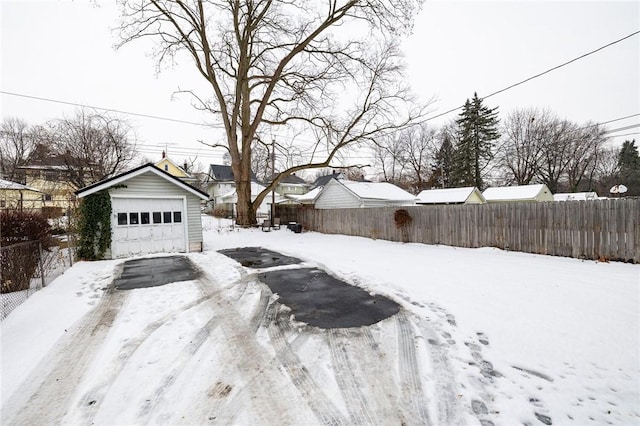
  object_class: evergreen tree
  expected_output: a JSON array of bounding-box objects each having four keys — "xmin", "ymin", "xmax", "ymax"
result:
[
  {"xmin": 430, "ymin": 132, "xmax": 455, "ymax": 188},
  {"xmin": 451, "ymin": 93, "xmax": 500, "ymax": 189},
  {"xmin": 617, "ymin": 139, "xmax": 640, "ymax": 196}
]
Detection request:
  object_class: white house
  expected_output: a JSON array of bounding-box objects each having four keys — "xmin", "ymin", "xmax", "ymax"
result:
[
  {"xmin": 482, "ymin": 184, "xmax": 553, "ymax": 203},
  {"xmin": 553, "ymin": 192, "xmax": 599, "ymax": 201},
  {"xmin": 416, "ymin": 187, "xmax": 486, "ymax": 205},
  {"xmin": 314, "ymin": 179, "xmax": 417, "ymax": 209},
  {"xmin": 215, "ymin": 181, "xmax": 287, "ymax": 218},
  {"xmin": 75, "ymin": 163, "xmax": 209, "ymax": 259}
]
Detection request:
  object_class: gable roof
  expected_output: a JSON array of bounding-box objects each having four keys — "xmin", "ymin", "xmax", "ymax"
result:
[
  {"xmin": 74, "ymin": 163, "xmax": 209, "ymax": 200},
  {"xmin": 208, "ymin": 164, "xmax": 257, "ymax": 182},
  {"xmin": 0, "ymin": 178, "xmax": 41, "ymax": 192},
  {"xmin": 338, "ymin": 180, "xmax": 416, "ymax": 202},
  {"xmin": 271, "ymin": 173, "xmax": 308, "ymax": 185},
  {"xmin": 417, "ymin": 187, "xmax": 485, "ymax": 204},
  {"xmin": 155, "ymin": 157, "xmax": 191, "ymax": 178},
  {"xmin": 482, "ymin": 184, "xmax": 552, "ymax": 202},
  {"xmin": 311, "ymin": 172, "xmax": 343, "ymax": 188}
]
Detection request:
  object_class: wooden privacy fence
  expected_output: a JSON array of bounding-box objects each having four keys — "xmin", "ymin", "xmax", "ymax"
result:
[{"xmin": 297, "ymin": 198, "xmax": 640, "ymax": 263}]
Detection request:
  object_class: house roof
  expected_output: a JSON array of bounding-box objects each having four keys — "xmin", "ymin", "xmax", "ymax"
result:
[
  {"xmin": 74, "ymin": 163, "xmax": 209, "ymax": 200},
  {"xmin": 155, "ymin": 157, "xmax": 192, "ymax": 178},
  {"xmin": 553, "ymin": 192, "xmax": 599, "ymax": 201},
  {"xmin": 271, "ymin": 173, "xmax": 307, "ymax": 185},
  {"xmin": 482, "ymin": 184, "xmax": 551, "ymax": 202},
  {"xmin": 339, "ymin": 180, "xmax": 416, "ymax": 202},
  {"xmin": 0, "ymin": 179, "xmax": 41, "ymax": 192},
  {"xmin": 416, "ymin": 187, "xmax": 485, "ymax": 204},
  {"xmin": 311, "ymin": 172, "xmax": 343, "ymax": 188},
  {"xmin": 208, "ymin": 164, "xmax": 257, "ymax": 182},
  {"xmin": 287, "ymin": 187, "xmax": 322, "ymax": 203}
]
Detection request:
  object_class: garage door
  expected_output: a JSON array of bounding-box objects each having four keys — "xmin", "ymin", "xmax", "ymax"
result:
[{"xmin": 112, "ymin": 198, "xmax": 186, "ymax": 258}]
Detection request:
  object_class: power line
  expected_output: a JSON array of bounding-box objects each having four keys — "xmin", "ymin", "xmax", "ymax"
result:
[
  {"xmin": 0, "ymin": 90, "xmax": 222, "ymax": 128},
  {"xmin": 422, "ymin": 30, "xmax": 640, "ymax": 123}
]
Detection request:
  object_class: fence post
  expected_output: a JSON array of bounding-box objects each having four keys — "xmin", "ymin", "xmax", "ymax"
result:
[{"xmin": 38, "ymin": 241, "xmax": 45, "ymax": 288}]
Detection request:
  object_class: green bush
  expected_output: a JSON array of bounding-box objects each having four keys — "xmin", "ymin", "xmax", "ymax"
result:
[{"xmin": 77, "ymin": 191, "xmax": 112, "ymax": 260}]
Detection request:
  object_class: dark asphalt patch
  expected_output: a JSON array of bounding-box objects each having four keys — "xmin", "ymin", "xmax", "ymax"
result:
[
  {"xmin": 218, "ymin": 247, "xmax": 302, "ymax": 268},
  {"xmin": 115, "ymin": 256, "xmax": 200, "ymax": 290},
  {"xmin": 258, "ymin": 268, "xmax": 400, "ymax": 329}
]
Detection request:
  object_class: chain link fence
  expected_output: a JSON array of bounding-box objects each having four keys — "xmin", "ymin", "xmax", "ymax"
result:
[{"xmin": 1, "ymin": 239, "xmax": 76, "ymax": 320}]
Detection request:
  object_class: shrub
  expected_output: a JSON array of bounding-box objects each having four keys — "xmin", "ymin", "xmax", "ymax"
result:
[
  {"xmin": 1, "ymin": 210, "xmax": 53, "ymax": 292},
  {"xmin": 393, "ymin": 209, "xmax": 413, "ymax": 243}
]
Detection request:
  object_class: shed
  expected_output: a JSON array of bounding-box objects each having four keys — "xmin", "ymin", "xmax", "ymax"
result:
[
  {"xmin": 553, "ymin": 192, "xmax": 599, "ymax": 201},
  {"xmin": 482, "ymin": 184, "xmax": 553, "ymax": 203},
  {"xmin": 75, "ymin": 163, "xmax": 209, "ymax": 259},
  {"xmin": 416, "ymin": 187, "xmax": 486, "ymax": 205},
  {"xmin": 314, "ymin": 179, "xmax": 417, "ymax": 209}
]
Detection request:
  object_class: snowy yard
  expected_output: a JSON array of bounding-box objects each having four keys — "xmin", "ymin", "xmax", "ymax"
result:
[{"xmin": 1, "ymin": 216, "xmax": 638, "ymax": 425}]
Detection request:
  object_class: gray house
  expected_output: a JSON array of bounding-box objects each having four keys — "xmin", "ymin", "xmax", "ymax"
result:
[{"xmin": 75, "ymin": 163, "xmax": 209, "ymax": 259}]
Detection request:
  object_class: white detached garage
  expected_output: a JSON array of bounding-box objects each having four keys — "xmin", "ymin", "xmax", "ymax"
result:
[{"xmin": 75, "ymin": 164, "xmax": 209, "ymax": 259}]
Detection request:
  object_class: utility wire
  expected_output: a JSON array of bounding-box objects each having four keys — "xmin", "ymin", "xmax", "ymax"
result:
[
  {"xmin": 0, "ymin": 90, "xmax": 222, "ymax": 128},
  {"xmin": 422, "ymin": 30, "xmax": 640, "ymax": 123}
]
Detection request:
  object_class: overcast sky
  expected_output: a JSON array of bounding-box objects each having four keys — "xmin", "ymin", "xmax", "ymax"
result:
[{"xmin": 1, "ymin": 0, "xmax": 639, "ymax": 170}]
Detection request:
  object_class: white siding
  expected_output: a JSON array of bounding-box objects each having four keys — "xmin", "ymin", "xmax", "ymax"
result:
[
  {"xmin": 108, "ymin": 171, "xmax": 204, "ymax": 249},
  {"xmin": 315, "ymin": 181, "xmax": 361, "ymax": 209}
]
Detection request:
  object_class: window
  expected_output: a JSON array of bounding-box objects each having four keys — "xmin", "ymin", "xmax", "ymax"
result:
[
  {"xmin": 173, "ymin": 211, "xmax": 182, "ymax": 223},
  {"xmin": 141, "ymin": 212, "xmax": 150, "ymax": 224},
  {"xmin": 43, "ymin": 194, "xmax": 52, "ymax": 202},
  {"xmin": 164, "ymin": 164, "xmax": 169, "ymax": 171},
  {"xmin": 0, "ymin": 200, "xmax": 6, "ymax": 208},
  {"xmin": 129, "ymin": 212, "xmax": 139, "ymax": 225},
  {"xmin": 163, "ymin": 211, "xmax": 172, "ymax": 223},
  {"xmin": 153, "ymin": 212, "xmax": 162, "ymax": 223},
  {"xmin": 117, "ymin": 213, "xmax": 127, "ymax": 225}
]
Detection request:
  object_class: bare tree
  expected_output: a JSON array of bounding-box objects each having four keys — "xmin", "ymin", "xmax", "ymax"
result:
[
  {"xmin": 49, "ymin": 110, "xmax": 137, "ymax": 188},
  {"xmin": 0, "ymin": 118, "xmax": 37, "ymax": 182},
  {"xmin": 117, "ymin": 0, "xmax": 426, "ymax": 225},
  {"xmin": 564, "ymin": 123, "xmax": 606, "ymax": 192},
  {"xmin": 499, "ymin": 108, "xmax": 553, "ymax": 185}
]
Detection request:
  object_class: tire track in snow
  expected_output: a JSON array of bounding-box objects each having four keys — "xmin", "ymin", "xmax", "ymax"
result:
[
  {"xmin": 67, "ymin": 290, "xmax": 221, "ymax": 424},
  {"xmin": 396, "ymin": 311, "xmax": 432, "ymax": 426},
  {"xmin": 2, "ymin": 286, "xmax": 128, "ymax": 426},
  {"xmin": 266, "ymin": 302, "xmax": 347, "ymax": 425},
  {"xmin": 196, "ymin": 274, "xmax": 312, "ymax": 424},
  {"xmin": 136, "ymin": 316, "xmax": 219, "ymax": 422},
  {"xmin": 327, "ymin": 328, "xmax": 378, "ymax": 425}
]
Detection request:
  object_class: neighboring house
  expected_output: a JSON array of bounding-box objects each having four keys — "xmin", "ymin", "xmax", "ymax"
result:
[
  {"xmin": 482, "ymin": 184, "xmax": 553, "ymax": 203},
  {"xmin": 0, "ymin": 179, "xmax": 43, "ymax": 211},
  {"xmin": 314, "ymin": 179, "xmax": 417, "ymax": 209},
  {"xmin": 205, "ymin": 164, "xmax": 259, "ymax": 215},
  {"xmin": 416, "ymin": 187, "xmax": 486, "ymax": 205},
  {"xmin": 15, "ymin": 159, "xmax": 76, "ymax": 212},
  {"xmin": 154, "ymin": 152, "xmax": 197, "ymax": 185},
  {"xmin": 215, "ymin": 181, "xmax": 287, "ymax": 218},
  {"xmin": 553, "ymin": 192, "xmax": 599, "ymax": 201},
  {"xmin": 273, "ymin": 173, "xmax": 310, "ymax": 197},
  {"xmin": 286, "ymin": 186, "xmax": 322, "ymax": 205},
  {"xmin": 310, "ymin": 171, "xmax": 344, "ymax": 189},
  {"xmin": 75, "ymin": 163, "xmax": 209, "ymax": 259}
]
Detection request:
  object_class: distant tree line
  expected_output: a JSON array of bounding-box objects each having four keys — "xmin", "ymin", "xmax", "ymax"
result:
[{"xmin": 373, "ymin": 93, "xmax": 640, "ymax": 197}]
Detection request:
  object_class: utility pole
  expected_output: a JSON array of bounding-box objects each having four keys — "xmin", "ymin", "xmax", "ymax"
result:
[{"xmin": 271, "ymin": 137, "xmax": 276, "ymax": 225}]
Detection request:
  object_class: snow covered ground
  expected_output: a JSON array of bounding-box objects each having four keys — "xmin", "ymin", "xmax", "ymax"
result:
[{"xmin": 1, "ymin": 216, "xmax": 638, "ymax": 425}]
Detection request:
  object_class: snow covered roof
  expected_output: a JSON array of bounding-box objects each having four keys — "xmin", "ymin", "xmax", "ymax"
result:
[
  {"xmin": 482, "ymin": 184, "xmax": 552, "ymax": 202},
  {"xmin": 75, "ymin": 163, "xmax": 209, "ymax": 200},
  {"xmin": 340, "ymin": 180, "xmax": 416, "ymax": 201},
  {"xmin": 288, "ymin": 187, "xmax": 322, "ymax": 203},
  {"xmin": 553, "ymin": 192, "xmax": 599, "ymax": 201},
  {"xmin": 0, "ymin": 179, "xmax": 41, "ymax": 192},
  {"xmin": 416, "ymin": 187, "xmax": 485, "ymax": 204}
]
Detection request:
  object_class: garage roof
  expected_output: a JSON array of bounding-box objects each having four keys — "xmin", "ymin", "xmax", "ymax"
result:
[{"xmin": 75, "ymin": 163, "xmax": 209, "ymax": 200}]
